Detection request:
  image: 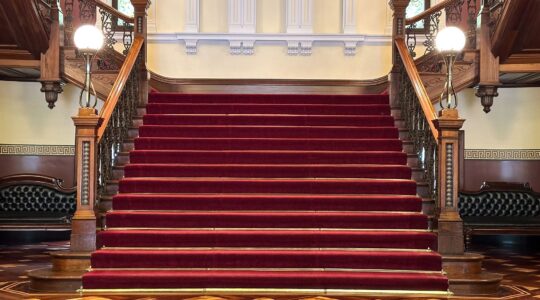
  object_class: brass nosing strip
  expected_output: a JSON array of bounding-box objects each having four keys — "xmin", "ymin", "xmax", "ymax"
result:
[
  {"xmin": 87, "ymin": 267, "xmax": 444, "ymax": 274},
  {"xmin": 104, "ymin": 227, "xmax": 431, "ymax": 232},
  {"xmin": 79, "ymin": 287, "xmax": 452, "ymax": 297},
  {"xmin": 100, "ymin": 246, "xmax": 433, "ymax": 252}
]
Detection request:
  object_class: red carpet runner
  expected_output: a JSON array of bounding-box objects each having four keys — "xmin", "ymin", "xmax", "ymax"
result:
[{"xmin": 82, "ymin": 93, "xmax": 448, "ymax": 294}]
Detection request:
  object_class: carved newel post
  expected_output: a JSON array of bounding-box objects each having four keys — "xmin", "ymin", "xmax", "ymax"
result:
[
  {"xmin": 71, "ymin": 108, "xmax": 103, "ymax": 251},
  {"xmin": 433, "ymin": 108, "xmax": 465, "ymax": 255},
  {"xmin": 131, "ymin": 0, "xmax": 151, "ymax": 106},
  {"xmin": 388, "ymin": 0, "xmax": 411, "ymax": 108}
]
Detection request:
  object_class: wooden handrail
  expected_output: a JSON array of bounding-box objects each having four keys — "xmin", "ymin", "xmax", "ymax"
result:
[
  {"xmin": 395, "ymin": 38, "xmax": 439, "ymax": 140},
  {"xmin": 406, "ymin": 0, "xmax": 460, "ymax": 24},
  {"xmin": 93, "ymin": 0, "xmax": 134, "ymax": 24},
  {"xmin": 97, "ymin": 36, "xmax": 143, "ymax": 141}
]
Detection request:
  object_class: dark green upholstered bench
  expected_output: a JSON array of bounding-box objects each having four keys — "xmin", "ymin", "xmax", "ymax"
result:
[
  {"xmin": 0, "ymin": 174, "xmax": 76, "ymax": 243},
  {"xmin": 459, "ymin": 181, "xmax": 540, "ymax": 249}
]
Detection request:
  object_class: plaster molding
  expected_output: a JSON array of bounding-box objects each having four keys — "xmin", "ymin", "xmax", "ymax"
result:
[
  {"xmin": 184, "ymin": 0, "xmax": 200, "ymax": 33},
  {"xmin": 145, "ymin": 32, "xmax": 422, "ymax": 56},
  {"xmin": 286, "ymin": 0, "xmax": 313, "ymax": 34},
  {"xmin": 342, "ymin": 0, "xmax": 357, "ymax": 34},
  {"xmin": 465, "ymin": 149, "xmax": 540, "ymax": 160}
]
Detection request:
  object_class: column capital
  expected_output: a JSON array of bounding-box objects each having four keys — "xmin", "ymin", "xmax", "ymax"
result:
[
  {"xmin": 130, "ymin": 0, "xmax": 151, "ymax": 11},
  {"xmin": 434, "ymin": 108, "xmax": 465, "ymax": 133},
  {"xmin": 389, "ymin": 0, "xmax": 411, "ymax": 11}
]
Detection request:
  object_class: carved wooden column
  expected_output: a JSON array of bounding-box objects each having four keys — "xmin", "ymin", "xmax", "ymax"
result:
[
  {"xmin": 130, "ymin": 0, "xmax": 150, "ymax": 105},
  {"xmin": 475, "ymin": 0, "xmax": 499, "ymax": 113},
  {"xmin": 71, "ymin": 108, "xmax": 103, "ymax": 251},
  {"xmin": 28, "ymin": 107, "xmax": 103, "ymax": 292},
  {"xmin": 433, "ymin": 108, "xmax": 465, "ymax": 255},
  {"xmin": 388, "ymin": 0, "xmax": 410, "ymax": 108},
  {"xmin": 40, "ymin": 0, "xmax": 63, "ymax": 109}
]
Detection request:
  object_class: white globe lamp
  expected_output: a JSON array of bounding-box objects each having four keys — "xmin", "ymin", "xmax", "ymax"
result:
[
  {"xmin": 436, "ymin": 27, "xmax": 466, "ymax": 109},
  {"xmin": 74, "ymin": 25, "xmax": 104, "ymax": 108}
]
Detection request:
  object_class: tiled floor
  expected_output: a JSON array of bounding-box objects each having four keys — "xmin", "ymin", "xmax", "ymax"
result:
[{"xmin": 0, "ymin": 236, "xmax": 539, "ymax": 299}]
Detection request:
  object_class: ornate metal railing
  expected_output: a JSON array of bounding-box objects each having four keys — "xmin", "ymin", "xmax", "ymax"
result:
[
  {"xmin": 405, "ymin": 0, "xmax": 477, "ymax": 69},
  {"xmin": 396, "ymin": 38, "xmax": 440, "ymax": 207},
  {"xmin": 96, "ymin": 37, "xmax": 143, "ymax": 199},
  {"xmin": 63, "ymin": 0, "xmax": 134, "ymax": 56}
]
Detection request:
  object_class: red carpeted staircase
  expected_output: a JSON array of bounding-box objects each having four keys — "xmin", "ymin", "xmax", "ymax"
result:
[{"xmin": 82, "ymin": 92, "xmax": 449, "ymax": 296}]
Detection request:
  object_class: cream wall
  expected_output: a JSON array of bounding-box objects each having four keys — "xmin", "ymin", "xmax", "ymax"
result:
[
  {"xmin": 459, "ymin": 88, "xmax": 540, "ymax": 149},
  {"xmin": 147, "ymin": 0, "xmax": 393, "ymax": 79},
  {"xmin": 0, "ymin": 82, "xmax": 84, "ymax": 145}
]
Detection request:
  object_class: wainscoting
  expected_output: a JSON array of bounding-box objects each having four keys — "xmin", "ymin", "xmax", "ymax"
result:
[
  {"xmin": 0, "ymin": 144, "xmax": 75, "ymax": 187},
  {"xmin": 462, "ymin": 149, "xmax": 540, "ymax": 191}
]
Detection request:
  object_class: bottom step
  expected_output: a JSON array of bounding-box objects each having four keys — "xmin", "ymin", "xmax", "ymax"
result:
[{"xmin": 82, "ymin": 270, "xmax": 449, "ymax": 291}]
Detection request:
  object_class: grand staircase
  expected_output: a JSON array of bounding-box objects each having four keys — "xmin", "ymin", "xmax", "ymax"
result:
[{"xmin": 81, "ymin": 92, "xmax": 449, "ymax": 296}]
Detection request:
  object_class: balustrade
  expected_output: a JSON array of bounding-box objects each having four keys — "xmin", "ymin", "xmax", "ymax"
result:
[
  {"xmin": 62, "ymin": 0, "xmax": 134, "ymax": 69},
  {"xmin": 405, "ymin": 0, "xmax": 476, "ymax": 65}
]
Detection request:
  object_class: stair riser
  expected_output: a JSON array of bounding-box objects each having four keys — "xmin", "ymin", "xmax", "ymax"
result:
[
  {"xmin": 118, "ymin": 180, "xmax": 418, "ymax": 195},
  {"xmin": 399, "ymin": 130, "xmax": 409, "ymax": 140},
  {"xmin": 411, "ymin": 169, "xmax": 425, "ymax": 181},
  {"xmin": 91, "ymin": 252, "xmax": 441, "ymax": 270},
  {"xmin": 105, "ymin": 214, "xmax": 428, "ymax": 229},
  {"xmin": 138, "ymin": 126, "xmax": 399, "ymax": 139},
  {"xmin": 97, "ymin": 232, "xmax": 437, "ymax": 250},
  {"xmin": 407, "ymin": 156, "xmax": 419, "ymax": 168},
  {"xmin": 134, "ymin": 138, "xmax": 404, "ymax": 152},
  {"xmin": 142, "ymin": 115, "xmax": 395, "ymax": 127},
  {"xmin": 402, "ymin": 142, "xmax": 414, "ymax": 153},
  {"xmin": 146, "ymin": 104, "xmax": 391, "ymax": 116},
  {"xmin": 112, "ymin": 196, "xmax": 423, "ymax": 212},
  {"xmin": 82, "ymin": 271, "xmax": 449, "ymax": 291},
  {"xmin": 416, "ymin": 184, "xmax": 431, "ymax": 199},
  {"xmin": 149, "ymin": 94, "xmax": 391, "ymax": 105},
  {"xmin": 105, "ymin": 183, "xmax": 119, "ymax": 195},
  {"xmin": 128, "ymin": 127, "xmax": 139, "ymax": 139},
  {"xmin": 115, "ymin": 153, "xmax": 130, "ymax": 165},
  {"xmin": 123, "ymin": 166, "xmax": 412, "ymax": 179}
]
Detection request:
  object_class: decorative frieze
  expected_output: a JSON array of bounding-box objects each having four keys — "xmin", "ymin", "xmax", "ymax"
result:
[
  {"xmin": 465, "ymin": 149, "xmax": 540, "ymax": 160},
  {"xmin": 0, "ymin": 144, "xmax": 75, "ymax": 156}
]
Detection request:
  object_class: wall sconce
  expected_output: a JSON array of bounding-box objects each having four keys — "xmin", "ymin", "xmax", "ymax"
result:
[
  {"xmin": 74, "ymin": 25, "xmax": 104, "ymax": 108},
  {"xmin": 436, "ymin": 26, "xmax": 466, "ymax": 109}
]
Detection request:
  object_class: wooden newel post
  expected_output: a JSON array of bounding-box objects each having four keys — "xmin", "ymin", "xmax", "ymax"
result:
[
  {"xmin": 388, "ymin": 0, "xmax": 411, "ymax": 108},
  {"xmin": 433, "ymin": 108, "xmax": 465, "ymax": 255},
  {"xmin": 131, "ymin": 0, "xmax": 151, "ymax": 106},
  {"xmin": 71, "ymin": 107, "xmax": 103, "ymax": 252}
]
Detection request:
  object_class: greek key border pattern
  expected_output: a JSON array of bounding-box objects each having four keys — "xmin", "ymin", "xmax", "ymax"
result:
[
  {"xmin": 0, "ymin": 144, "xmax": 75, "ymax": 156},
  {"xmin": 465, "ymin": 149, "xmax": 540, "ymax": 160}
]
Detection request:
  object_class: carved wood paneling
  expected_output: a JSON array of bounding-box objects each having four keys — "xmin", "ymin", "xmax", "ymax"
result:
[{"xmin": 149, "ymin": 70, "xmax": 389, "ymax": 95}]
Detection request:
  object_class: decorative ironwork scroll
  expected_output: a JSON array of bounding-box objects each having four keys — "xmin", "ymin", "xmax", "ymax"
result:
[
  {"xmin": 399, "ymin": 68, "xmax": 439, "ymax": 204},
  {"xmin": 97, "ymin": 52, "xmax": 141, "ymax": 198}
]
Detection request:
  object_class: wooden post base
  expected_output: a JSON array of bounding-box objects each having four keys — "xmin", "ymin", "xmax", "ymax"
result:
[
  {"xmin": 27, "ymin": 251, "xmax": 90, "ymax": 292},
  {"xmin": 443, "ymin": 252, "xmax": 503, "ymax": 295}
]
